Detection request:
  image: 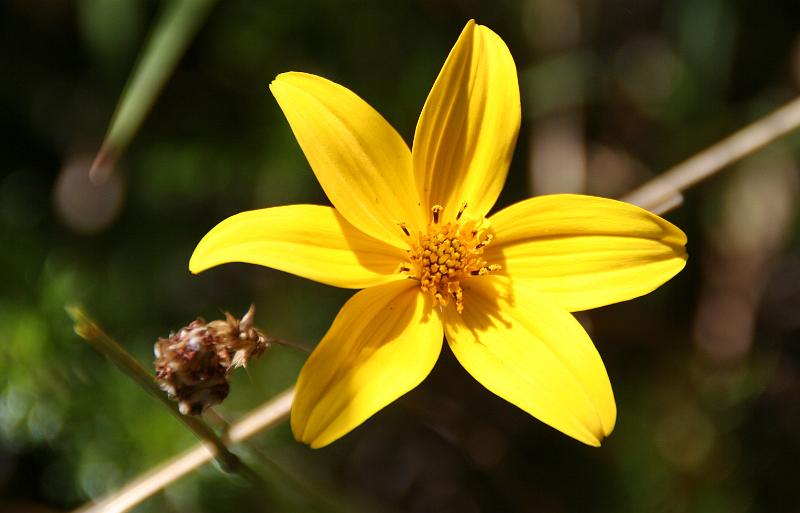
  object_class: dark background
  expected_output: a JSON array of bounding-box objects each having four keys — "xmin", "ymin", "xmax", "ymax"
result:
[{"xmin": 1, "ymin": 0, "xmax": 799, "ymax": 512}]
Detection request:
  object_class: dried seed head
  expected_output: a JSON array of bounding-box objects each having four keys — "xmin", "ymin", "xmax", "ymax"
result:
[
  {"xmin": 154, "ymin": 305, "xmax": 269, "ymax": 415},
  {"xmin": 218, "ymin": 304, "xmax": 269, "ymax": 370}
]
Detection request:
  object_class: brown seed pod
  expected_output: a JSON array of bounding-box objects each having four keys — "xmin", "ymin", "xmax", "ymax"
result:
[{"xmin": 154, "ymin": 305, "xmax": 268, "ymax": 415}]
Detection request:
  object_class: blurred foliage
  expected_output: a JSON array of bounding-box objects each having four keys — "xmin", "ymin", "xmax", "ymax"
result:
[{"xmin": 1, "ymin": 0, "xmax": 799, "ymax": 512}]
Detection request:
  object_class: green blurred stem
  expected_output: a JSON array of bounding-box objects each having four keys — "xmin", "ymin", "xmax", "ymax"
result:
[
  {"xmin": 622, "ymin": 95, "xmax": 800, "ymax": 214},
  {"xmin": 65, "ymin": 305, "xmax": 260, "ymax": 482},
  {"xmin": 90, "ymin": 0, "xmax": 217, "ymax": 182}
]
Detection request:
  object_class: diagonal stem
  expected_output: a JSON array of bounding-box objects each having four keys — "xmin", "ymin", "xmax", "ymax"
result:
[
  {"xmin": 65, "ymin": 306, "xmax": 259, "ymax": 480},
  {"xmin": 622, "ymin": 95, "xmax": 800, "ymax": 214},
  {"xmin": 73, "ymin": 388, "xmax": 295, "ymax": 513},
  {"xmin": 90, "ymin": 0, "xmax": 217, "ymax": 183}
]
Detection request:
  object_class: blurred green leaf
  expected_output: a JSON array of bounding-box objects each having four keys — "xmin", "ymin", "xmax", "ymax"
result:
[{"xmin": 91, "ymin": 0, "xmax": 217, "ymax": 182}]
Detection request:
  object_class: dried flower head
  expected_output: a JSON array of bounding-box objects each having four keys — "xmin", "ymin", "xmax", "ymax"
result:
[{"xmin": 154, "ymin": 305, "xmax": 268, "ymax": 415}]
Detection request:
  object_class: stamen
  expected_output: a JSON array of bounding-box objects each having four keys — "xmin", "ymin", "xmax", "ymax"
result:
[
  {"xmin": 431, "ymin": 205, "xmax": 443, "ymax": 224},
  {"xmin": 397, "ymin": 222, "xmax": 411, "ymax": 237},
  {"xmin": 404, "ymin": 205, "xmax": 502, "ymax": 314},
  {"xmin": 456, "ymin": 202, "xmax": 468, "ymax": 221},
  {"xmin": 475, "ymin": 233, "xmax": 493, "ymax": 249}
]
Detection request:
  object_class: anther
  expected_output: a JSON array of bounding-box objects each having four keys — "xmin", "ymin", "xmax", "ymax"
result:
[
  {"xmin": 397, "ymin": 222, "xmax": 411, "ymax": 237},
  {"xmin": 456, "ymin": 202, "xmax": 468, "ymax": 221},
  {"xmin": 475, "ymin": 234, "xmax": 494, "ymax": 249},
  {"xmin": 405, "ymin": 207, "xmax": 502, "ymax": 314},
  {"xmin": 432, "ymin": 205, "xmax": 443, "ymax": 224}
]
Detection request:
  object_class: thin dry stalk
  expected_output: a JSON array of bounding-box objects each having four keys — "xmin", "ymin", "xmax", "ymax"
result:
[
  {"xmin": 66, "ymin": 306, "xmax": 251, "ymax": 475},
  {"xmin": 74, "ymin": 388, "xmax": 295, "ymax": 513},
  {"xmin": 622, "ymin": 95, "xmax": 800, "ymax": 214}
]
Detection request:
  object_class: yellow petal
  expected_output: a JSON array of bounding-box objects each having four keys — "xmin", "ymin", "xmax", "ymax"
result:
[
  {"xmin": 412, "ymin": 20, "xmax": 521, "ymax": 222},
  {"xmin": 291, "ymin": 280, "xmax": 443, "ymax": 448},
  {"xmin": 270, "ymin": 72, "xmax": 423, "ymax": 247},
  {"xmin": 486, "ymin": 194, "xmax": 687, "ymax": 312},
  {"xmin": 444, "ymin": 275, "xmax": 616, "ymax": 446},
  {"xmin": 189, "ymin": 204, "xmax": 407, "ymax": 289}
]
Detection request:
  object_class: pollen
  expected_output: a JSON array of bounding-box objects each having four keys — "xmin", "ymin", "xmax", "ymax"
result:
[{"xmin": 401, "ymin": 204, "xmax": 500, "ymax": 313}]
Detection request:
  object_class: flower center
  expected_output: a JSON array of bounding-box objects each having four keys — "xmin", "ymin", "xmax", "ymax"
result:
[{"xmin": 398, "ymin": 204, "xmax": 500, "ymax": 313}]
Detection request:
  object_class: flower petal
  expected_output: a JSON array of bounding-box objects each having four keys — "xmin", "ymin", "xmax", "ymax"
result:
[
  {"xmin": 189, "ymin": 205, "xmax": 407, "ymax": 289},
  {"xmin": 444, "ymin": 275, "xmax": 616, "ymax": 446},
  {"xmin": 292, "ymin": 281, "xmax": 443, "ymax": 448},
  {"xmin": 270, "ymin": 72, "xmax": 423, "ymax": 247},
  {"xmin": 485, "ymin": 194, "xmax": 688, "ymax": 312},
  {"xmin": 412, "ymin": 20, "xmax": 521, "ymax": 222}
]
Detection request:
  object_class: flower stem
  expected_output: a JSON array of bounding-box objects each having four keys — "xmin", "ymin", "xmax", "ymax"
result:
[
  {"xmin": 65, "ymin": 305, "xmax": 259, "ymax": 481},
  {"xmin": 266, "ymin": 335, "xmax": 311, "ymax": 353},
  {"xmin": 73, "ymin": 388, "xmax": 295, "ymax": 513},
  {"xmin": 622, "ymin": 95, "xmax": 800, "ymax": 214}
]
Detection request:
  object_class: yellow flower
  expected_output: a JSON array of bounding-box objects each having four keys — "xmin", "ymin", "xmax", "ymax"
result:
[{"xmin": 189, "ymin": 20, "xmax": 687, "ymax": 448}]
